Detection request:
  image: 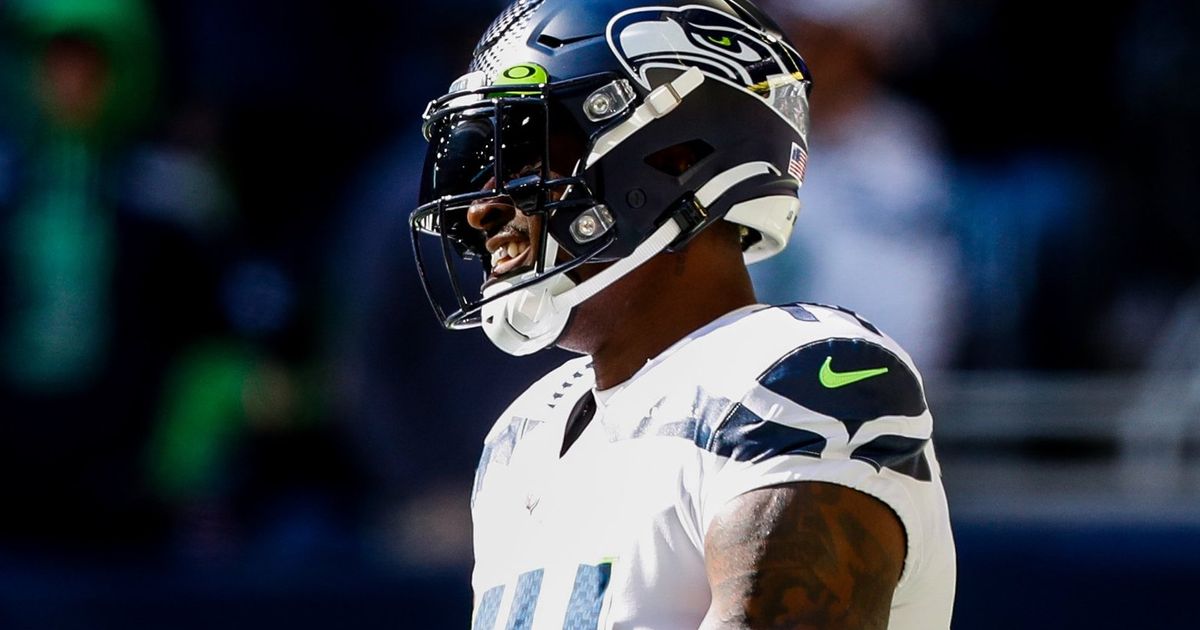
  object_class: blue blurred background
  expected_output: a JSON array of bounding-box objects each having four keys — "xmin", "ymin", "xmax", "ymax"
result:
[{"xmin": 0, "ymin": 0, "xmax": 1197, "ymax": 627}]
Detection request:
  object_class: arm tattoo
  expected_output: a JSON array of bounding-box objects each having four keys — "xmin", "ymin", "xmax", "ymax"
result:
[{"xmin": 701, "ymin": 482, "xmax": 906, "ymax": 630}]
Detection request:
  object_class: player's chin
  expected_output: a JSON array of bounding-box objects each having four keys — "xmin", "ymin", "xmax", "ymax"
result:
[
  {"xmin": 552, "ymin": 316, "xmax": 590, "ymax": 355},
  {"xmin": 552, "ymin": 294, "xmax": 612, "ymax": 356}
]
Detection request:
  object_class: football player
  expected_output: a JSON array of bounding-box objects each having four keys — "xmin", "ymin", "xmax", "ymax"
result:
[{"xmin": 409, "ymin": 0, "xmax": 956, "ymax": 628}]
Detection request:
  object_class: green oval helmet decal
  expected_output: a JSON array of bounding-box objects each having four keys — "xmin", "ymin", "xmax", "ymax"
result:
[
  {"xmin": 489, "ymin": 62, "xmax": 549, "ymax": 97},
  {"xmin": 496, "ymin": 63, "xmax": 549, "ymax": 85}
]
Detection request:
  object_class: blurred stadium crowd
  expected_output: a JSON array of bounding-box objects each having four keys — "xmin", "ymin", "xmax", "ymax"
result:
[{"xmin": 0, "ymin": 0, "xmax": 1197, "ymax": 627}]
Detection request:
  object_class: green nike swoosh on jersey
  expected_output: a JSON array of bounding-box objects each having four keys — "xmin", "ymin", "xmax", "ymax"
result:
[{"xmin": 818, "ymin": 356, "xmax": 890, "ymax": 388}]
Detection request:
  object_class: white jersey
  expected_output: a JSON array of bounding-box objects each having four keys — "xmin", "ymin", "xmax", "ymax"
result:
[{"xmin": 469, "ymin": 304, "xmax": 956, "ymax": 630}]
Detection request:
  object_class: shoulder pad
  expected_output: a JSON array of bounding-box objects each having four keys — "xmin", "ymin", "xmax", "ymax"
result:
[{"xmin": 758, "ymin": 337, "xmax": 926, "ymax": 439}]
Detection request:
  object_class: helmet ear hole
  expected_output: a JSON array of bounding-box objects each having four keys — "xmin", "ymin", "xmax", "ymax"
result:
[{"xmin": 643, "ymin": 139, "xmax": 715, "ymax": 177}]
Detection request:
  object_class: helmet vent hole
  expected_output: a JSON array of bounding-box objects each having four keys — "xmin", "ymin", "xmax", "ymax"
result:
[
  {"xmin": 644, "ymin": 139, "xmax": 714, "ymax": 177},
  {"xmin": 537, "ymin": 34, "xmax": 564, "ymax": 49}
]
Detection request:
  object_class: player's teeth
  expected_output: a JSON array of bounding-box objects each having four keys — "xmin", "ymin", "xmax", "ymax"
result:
[{"xmin": 507, "ymin": 242, "xmax": 521, "ymax": 258}]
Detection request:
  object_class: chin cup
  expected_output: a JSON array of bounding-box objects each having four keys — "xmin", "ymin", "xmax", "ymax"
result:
[{"xmin": 481, "ymin": 271, "xmax": 576, "ymax": 356}]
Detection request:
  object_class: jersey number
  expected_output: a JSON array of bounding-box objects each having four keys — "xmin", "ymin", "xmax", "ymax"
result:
[{"xmin": 472, "ymin": 561, "xmax": 613, "ymax": 630}]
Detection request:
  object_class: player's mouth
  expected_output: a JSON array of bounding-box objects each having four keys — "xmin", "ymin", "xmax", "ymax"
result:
[{"xmin": 486, "ymin": 227, "xmax": 535, "ymax": 280}]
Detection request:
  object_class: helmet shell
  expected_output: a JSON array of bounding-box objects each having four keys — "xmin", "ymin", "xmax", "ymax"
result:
[{"xmin": 464, "ymin": 0, "xmax": 811, "ymax": 260}]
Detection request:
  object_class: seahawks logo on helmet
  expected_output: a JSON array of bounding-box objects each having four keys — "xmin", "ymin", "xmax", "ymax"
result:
[{"xmin": 605, "ymin": 4, "xmax": 810, "ymax": 136}]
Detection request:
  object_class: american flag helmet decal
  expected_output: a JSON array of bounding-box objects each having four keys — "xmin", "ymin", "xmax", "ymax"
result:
[{"xmin": 788, "ymin": 141, "xmax": 808, "ymax": 184}]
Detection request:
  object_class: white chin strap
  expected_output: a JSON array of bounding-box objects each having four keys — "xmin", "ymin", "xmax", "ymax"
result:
[{"xmin": 481, "ymin": 219, "xmax": 683, "ymax": 356}]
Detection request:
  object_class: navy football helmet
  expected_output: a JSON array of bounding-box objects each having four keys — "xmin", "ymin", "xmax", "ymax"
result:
[{"xmin": 411, "ymin": 0, "xmax": 812, "ymax": 355}]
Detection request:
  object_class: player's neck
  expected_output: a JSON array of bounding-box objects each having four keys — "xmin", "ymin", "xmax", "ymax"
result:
[
  {"xmin": 588, "ymin": 258, "xmax": 757, "ymax": 391},
  {"xmin": 591, "ymin": 290, "xmax": 755, "ymax": 389}
]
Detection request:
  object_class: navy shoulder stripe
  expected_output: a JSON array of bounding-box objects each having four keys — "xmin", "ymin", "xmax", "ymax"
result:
[
  {"xmin": 777, "ymin": 303, "xmax": 819, "ymax": 322},
  {"xmin": 851, "ymin": 434, "xmax": 932, "ymax": 482},
  {"xmin": 612, "ymin": 390, "xmax": 826, "ymax": 464},
  {"xmin": 708, "ymin": 403, "xmax": 826, "ymax": 463},
  {"xmin": 759, "ymin": 338, "xmax": 926, "ymax": 438}
]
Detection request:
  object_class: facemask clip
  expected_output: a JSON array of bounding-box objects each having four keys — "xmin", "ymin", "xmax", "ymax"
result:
[{"xmin": 569, "ymin": 204, "xmax": 615, "ymax": 244}]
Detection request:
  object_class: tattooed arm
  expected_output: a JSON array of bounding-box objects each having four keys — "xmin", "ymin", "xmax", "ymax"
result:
[{"xmin": 699, "ymin": 481, "xmax": 906, "ymax": 630}]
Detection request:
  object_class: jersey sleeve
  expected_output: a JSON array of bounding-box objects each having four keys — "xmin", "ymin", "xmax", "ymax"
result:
[{"xmin": 695, "ymin": 335, "xmax": 938, "ymax": 585}]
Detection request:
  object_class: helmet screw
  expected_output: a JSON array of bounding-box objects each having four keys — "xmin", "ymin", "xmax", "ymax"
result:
[
  {"xmin": 570, "ymin": 205, "xmax": 614, "ymax": 243},
  {"xmin": 627, "ymin": 189, "xmax": 646, "ymax": 209},
  {"xmin": 582, "ymin": 79, "xmax": 635, "ymax": 122},
  {"xmin": 587, "ymin": 94, "xmax": 613, "ymax": 117},
  {"xmin": 575, "ymin": 215, "xmax": 599, "ymax": 238}
]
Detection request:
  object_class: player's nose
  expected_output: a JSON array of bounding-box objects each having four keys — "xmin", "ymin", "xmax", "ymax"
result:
[{"xmin": 467, "ymin": 180, "xmax": 516, "ymax": 235}]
